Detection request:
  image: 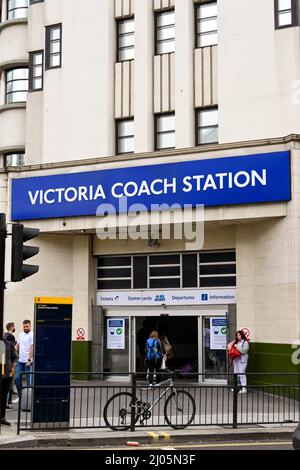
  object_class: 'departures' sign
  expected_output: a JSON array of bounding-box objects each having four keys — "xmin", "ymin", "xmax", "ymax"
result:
[{"xmin": 11, "ymin": 151, "xmax": 291, "ymax": 221}]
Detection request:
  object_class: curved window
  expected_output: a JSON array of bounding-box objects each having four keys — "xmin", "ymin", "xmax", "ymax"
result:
[
  {"xmin": 5, "ymin": 152, "xmax": 25, "ymax": 166},
  {"xmin": 7, "ymin": 0, "xmax": 29, "ymax": 20},
  {"xmin": 6, "ymin": 68, "xmax": 29, "ymax": 103}
]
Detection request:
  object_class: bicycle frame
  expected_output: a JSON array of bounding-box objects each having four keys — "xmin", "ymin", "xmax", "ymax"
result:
[{"xmin": 135, "ymin": 378, "xmax": 177, "ymax": 418}]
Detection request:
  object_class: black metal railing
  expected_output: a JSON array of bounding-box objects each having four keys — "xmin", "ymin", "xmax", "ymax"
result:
[{"xmin": 17, "ymin": 371, "xmax": 300, "ymax": 433}]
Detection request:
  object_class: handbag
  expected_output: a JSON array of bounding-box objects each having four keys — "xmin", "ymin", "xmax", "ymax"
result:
[{"xmin": 161, "ymin": 355, "xmax": 167, "ymax": 370}]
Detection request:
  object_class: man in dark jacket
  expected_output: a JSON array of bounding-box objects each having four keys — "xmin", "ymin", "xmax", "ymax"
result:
[
  {"xmin": 1, "ymin": 335, "xmax": 18, "ymax": 426},
  {"xmin": 3, "ymin": 322, "xmax": 17, "ymax": 409}
]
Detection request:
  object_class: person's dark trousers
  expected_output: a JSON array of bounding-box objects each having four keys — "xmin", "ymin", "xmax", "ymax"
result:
[
  {"xmin": 1, "ymin": 377, "xmax": 10, "ymax": 420},
  {"xmin": 148, "ymin": 361, "xmax": 156, "ymax": 385},
  {"xmin": 7, "ymin": 377, "xmax": 13, "ymax": 404}
]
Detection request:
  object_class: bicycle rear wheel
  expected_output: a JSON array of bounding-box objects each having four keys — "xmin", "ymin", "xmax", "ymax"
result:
[
  {"xmin": 164, "ymin": 390, "xmax": 195, "ymax": 429},
  {"xmin": 103, "ymin": 392, "xmax": 139, "ymax": 431}
]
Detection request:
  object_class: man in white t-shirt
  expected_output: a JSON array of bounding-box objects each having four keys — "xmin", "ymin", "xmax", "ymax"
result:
[{"xmin": 15, "ymin": 319, "xmax": 34, "ymax": 396}]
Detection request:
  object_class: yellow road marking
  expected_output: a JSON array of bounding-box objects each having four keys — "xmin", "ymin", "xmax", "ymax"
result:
[
  {"xmin": 77, "ymin": 441, "xmax": 292, "ymax": 451},
  {"xmin": 159, "ymin": 431, "xmax": 171, "ymax": 441},
  {"xmin": 147, "ymin": 431, "xmax": 159, "ymax": 440}
]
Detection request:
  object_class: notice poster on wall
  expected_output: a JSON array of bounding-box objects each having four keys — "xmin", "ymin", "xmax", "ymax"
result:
[
  {"xmin": 107, "ymin": 319, "xmax": 125, "ymax": 349},
  {"xmin": 210, "ymin": 318, "xmax": 227, "ymax": 350}
]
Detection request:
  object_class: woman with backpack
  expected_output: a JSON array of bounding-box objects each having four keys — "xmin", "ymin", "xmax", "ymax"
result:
[
  {"xmin": 228, "ymin": 329, "xmax": 249, "ymax": 394},
  {"xmin": 145, "ymin": 331, "xmax": 163, "ymax": 386}
]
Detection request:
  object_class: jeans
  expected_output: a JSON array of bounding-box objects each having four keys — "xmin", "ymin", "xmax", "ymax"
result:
[
  {"xmin": 233, "ymin": 355, "xmax": 248, "ymax": 387},
  {"xmin": 15, "ymin": 362, "xmax": 32, "ymax": 395}
]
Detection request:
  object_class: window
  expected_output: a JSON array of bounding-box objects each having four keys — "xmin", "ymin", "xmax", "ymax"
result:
[
  {"xmin": 117, "ymin": 17, "xmax": 134, "ymax": 61},
  {"xmin": 199, "ymin": 250, "xmax": 236, "ymax": 287},
  {"xmin": 155, "ymin": 10, "xmax": 175, "ymax": 54},
  {"xmin": 5, "ymin": 153, "xmax": 25, "ymax": 166},
  {"xmin": 97, "ymin": 257, "xmax": 132, "ymax": 290},
  {"xmin": 7, "ymin": 0, "xmax": 28, "ymax": 20},
  {"xmin": 196, "ymin": 1, "xmax": 218, "ymax": 48},
  {"xmin": 196, "ymin": 107, "xmax": 218, "ymax": 145},
  {"xmin": 149, "ymin": 254, "xmax": 181, "ymax": 288},
  {"xmin": 45, "ymin": 24, "xmax": 62, "ymax": 69},
  {"xmin": 29, "ymin": 51, "xmax": 43, "ymax": 91},
  {"xmin": 6, "ymin": 68, "xmax": 28, "ymax": 103},
  {"xmin": 155, "ymin": 113, "xmax": 175, "ymax": 150},
  {"xmin": 116, "ymin": 119, "xmax": 134, "ymax": 154},
  {"xmin": 275, "ymin": 0, "xmax": 298, "ymax": 28},
  {"xmin": 97, "ymin": 250, "xmax": 236, "ymax": 290}
]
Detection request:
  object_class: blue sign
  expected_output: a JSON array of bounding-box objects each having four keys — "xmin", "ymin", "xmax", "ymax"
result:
[
  {"xmin": 11, "ymin": 151, "xmax": 291, "ymax": 221},
  {"xmin": 211, "ymin": 318, "xmax": 227, "ymax": 327}
]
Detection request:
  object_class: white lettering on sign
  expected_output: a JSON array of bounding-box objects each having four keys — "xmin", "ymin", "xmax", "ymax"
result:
[
  {"xmin": 26, "ymin": 170, "xmax": 267, "ymax": 207},
  {"xmin": 28, "ymin": 184, "xmax": 106, "ymax": 205},
  {"xmin": 182, "ymin": 170, "xmax": 266, "ymax": 193}
]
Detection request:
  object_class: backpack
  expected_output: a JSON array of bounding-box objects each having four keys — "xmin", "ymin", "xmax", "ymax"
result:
[{"xmin": 146, "ymin": 338, "xmax": 162, "ymax": 362}]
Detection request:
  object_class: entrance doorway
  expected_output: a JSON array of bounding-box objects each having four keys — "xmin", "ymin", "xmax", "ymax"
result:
[{"xmin": 135, "ymin": 316, "xmax": 198, "ymax": 374}]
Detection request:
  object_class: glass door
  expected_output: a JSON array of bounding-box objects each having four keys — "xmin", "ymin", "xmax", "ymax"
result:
[
  {"xmin": 103, "ymin": 316, "xmax": 130, "ymax": 375},
  {"xmin": 202, "ymin": 316, "xmax": 227, "ymax": 382}
]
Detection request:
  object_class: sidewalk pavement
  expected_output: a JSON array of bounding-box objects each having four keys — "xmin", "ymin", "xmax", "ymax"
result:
[{"xmin": 0, "ymin": 421, "xmax": 297, "ymax": 448}]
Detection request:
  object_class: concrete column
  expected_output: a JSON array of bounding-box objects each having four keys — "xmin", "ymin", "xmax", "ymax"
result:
[
  {"xmin": 72, "ymin": 236, "xmax": 92, "ymax": 341},
  {"xmin": 134, "ymin": 0, "xmax": 154, "ymax": 153},
  {"xmin": 175, "ymin": 0, "xmax": 195, "ymax": 149}
]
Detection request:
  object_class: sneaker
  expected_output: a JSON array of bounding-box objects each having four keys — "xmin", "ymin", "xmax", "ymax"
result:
[
  {"xmin": 6, "ymin": 404, "xmax": 13, "ymax": 410},
  {"xmin": 0, "ymin": 418, "xmax": 11, "ymax": 426},
  {"xmin": 12, "ymin": 398, "xmax": 19, "ymax": 403},
  {"xmin": 238, "ymin": 387, "xmax": 247, "ymax": 394}
]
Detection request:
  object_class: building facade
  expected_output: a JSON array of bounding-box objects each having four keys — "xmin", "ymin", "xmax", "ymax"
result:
[{"xmin": 1, "ymin": 0, "xmax": 300, "ymax": 379}]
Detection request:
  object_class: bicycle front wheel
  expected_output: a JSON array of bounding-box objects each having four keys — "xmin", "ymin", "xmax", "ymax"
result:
[
  {"xmin": 103, "ymin": 392, "xmax": 139, "ymax": 431},
  {"xmin": 164, "ymin": 390, "xmax": 196, "ymax": 429}
]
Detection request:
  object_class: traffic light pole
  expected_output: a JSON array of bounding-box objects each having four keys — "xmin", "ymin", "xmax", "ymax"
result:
[
  {"xmin": 0, "ymin": 213, "xmax": 6, "ymax": 335},
  {"xmin": 0, "ymin": 213, "xmax": 6, "ymax": 433}
]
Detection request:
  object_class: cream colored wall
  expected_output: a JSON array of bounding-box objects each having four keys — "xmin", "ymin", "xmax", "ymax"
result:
[
  {"xmin": 236, "ymin": 144, "xmax": 300, "ymax": 344},
  {"xmin": 72, "ymin": 236, "xmax": 95, "ymax": 342},
  {"xmin": 175, "ymin": 0, "xmax": 194, "ymax": 149},
  {"xmin": 93, "ymin": 223, "xmax": 235, "ymax": 255},
  {"xmin": 154, "ymin": 0, "xmax": 175, "ymax": 10},
  {"xmin": 3, "ymin": 234, "xmax": 94, "ymax": 341},
  {"xmin": 0, "ymin": 173, "xmax": 7, "ymax": 213},
  {"xmin": 153, "ymin": 53, "xmax": 175, "ymax": 114},
  {"xmin": 236, "ymin": 218, "xmax": 299, "ymax": 345},
  {"xmin": 134, "ymin": 0, "xmax": 154, "ymax": 153},
  {"xmin": 0, "ymin": 23, "xmax": 28, "ymax": 65},
  {"xmin": 219, "ymin": 0, "xmax": 300, "ymax": 143},
  {"xmin": 0, "ymin": 107, "xmax": 26, "ymax": 148},
  {"xmin": 115, "ymin": 0, "xmax": 135, "ymax": 18},
  {"xmin": 115, "ymin": 60, "xmax": 134, "ymax": 119},
  {"xmin": 40, "ymin": 0, "xmax": 115, "ymax": 163},
  {"xmin": 194, "ymin": 46, "xmax": 218, "ymax": 108}
]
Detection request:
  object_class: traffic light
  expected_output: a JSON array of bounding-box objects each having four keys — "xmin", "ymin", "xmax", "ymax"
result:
[{"xmin": 11, "ymin": 223, "xmax": 40, "ymax": 282}]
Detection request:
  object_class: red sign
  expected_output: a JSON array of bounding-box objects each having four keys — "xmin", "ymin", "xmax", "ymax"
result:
[
  {"xmin": 241, "ymin": 327, "xmax": 251, "ymax": 341},
  {"xmin": 76, "ymin": 327, "xmax": 85, "ymax": 341}
]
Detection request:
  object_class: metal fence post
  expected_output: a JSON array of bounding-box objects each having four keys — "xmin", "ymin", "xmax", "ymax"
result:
[
  {"xmin": 130, "ymin": 373, "xmax": 136, "ymax": 432},
  {"xmin": 17, "ymin": 381, "xmax": 22, "ymax": 435},
  {"xmin": 232, "ymin": 373, "xmax": 238, "ymax": 429}
]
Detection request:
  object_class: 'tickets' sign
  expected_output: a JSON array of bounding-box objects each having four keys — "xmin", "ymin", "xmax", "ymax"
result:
[{"xmin": 11, "ymin": 151, "xmax": 291, "ymax": 220}]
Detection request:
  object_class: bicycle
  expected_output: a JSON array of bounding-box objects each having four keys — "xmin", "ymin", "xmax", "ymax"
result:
[{"xmin": 103, "ymin": 375, "xmax": 196, "ymax": 431}]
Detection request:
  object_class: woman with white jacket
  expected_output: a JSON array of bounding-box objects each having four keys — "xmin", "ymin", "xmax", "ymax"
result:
[{"xmin": 232, "ymin": 330, "xmax": 249, "ymax": 394}]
